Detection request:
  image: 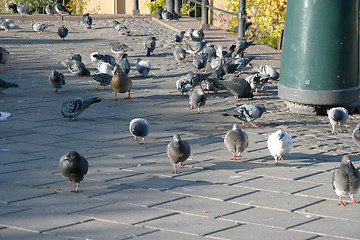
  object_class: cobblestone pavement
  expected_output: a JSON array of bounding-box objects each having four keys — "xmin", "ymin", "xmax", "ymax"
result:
[{"xmin": 0, "ymin": 14, "xmax": 360, "ymax": 240}]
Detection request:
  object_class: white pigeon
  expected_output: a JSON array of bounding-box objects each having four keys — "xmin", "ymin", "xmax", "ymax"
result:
[
  {"xmin": 267, "ymin": 130, "xmax": 293, "ymax": 165},
  {"xmin": 136, "ymin": 59, "xmax": 151, "ymax": 77},
  {"xmin": 32, "ymin": 22, "xmax": 47, "ymax": 34},
  {"xmin": 96, "ymin": 62, "xmax": 114, "ymax": 75},
  {"xmin": 328, "ymin": 107, "xmax": 348, "ymax": 134},
  {"xmin": 0, "ymin": 112, "xmax": 11, "ymax": 120}
]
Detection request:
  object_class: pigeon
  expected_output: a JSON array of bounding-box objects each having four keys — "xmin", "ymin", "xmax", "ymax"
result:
[
  {"xmin": 91, "ymin": 73, "xmax": 112, "ymax": 90},
  {"xmin": 32, "ymin": 22, "xmax": 47, "ymax": 34},
  {"xmin": 186, "ymin": 40, "xmax": 207, "ymax": 57},
  {"xmin": 184, "ymin": 72, "xmax": 212, "ymax": 88},
  {"xmin": 190, "ymin": 28, "xmax": 205, "ymax": 42},
  {"xmin": 176, "ymin": 78, "xmax": 193, "ymax": 96},
  {"xmin": 49, "ymin": 69, "xmax": 65, "ymax": 94},
  {"xmin": 68, "ymin": 53, "xmax": 82, "ymax": 62},
  {"xmin": 228, "ymin": 40, "xmax": 254, "ymax": 58},
  {"xmin": 145, "ymin": 36, "xmax": 157, "ymax": 56},
  {"xmin": 90, "ymin": 52, "xmax": 115, "ymax": 66},
  {"xmin": 167, "ymin": 134, "xmax": 191, "ymax": 173},
  {"xmin": 0, "ymin": 19, "xmax": 10, "ymax": 32},
  {"xmin": 129, "ymin": 118, "xmax": 150, "ymax": 144},
  {"xmin": 96, "ymin": 62, "xmax": 114, "ymax": 75},
  {"xmin": 193, "ymin": 53, "xmax": 208, "ymax": 71},
  {"xmin": 17, "ymin": 2, "xmax": 30, "ymax": 15},
  {"xmin": 61, "ymin": 97, "xmax": 101, "ymax": 121},
  {"xmin": 220, "ymin": 76, "xmax": 253, "ymax": 101},
  {"xmin": 45, "ymin": 4, "xmax": 54, "ymax": 15},
  {"xmin": 61, "ymin": 60, "xmax": 90, "ymax": 77},
  {"xmin": 332, "ymin": 155, "xmax": 360, "ymax": 206},
  {"xmin": 0, "ymin": 112, "xmax": 11, "ymax": 120},
  {"xmin": 136, "ymin": 59, "xmax": 151, "ymax": 77},
  {"xmin": 8, "ymin": 3, "xmax": 18, "ymax": 13},
  {"xmin": 156, "ymin": 6, "xmax": 163, "ymax": 19},
  {"xmin": 118, "ymin": 53, "xmax": 130, "ymax": 75},
  {"xmin": 4, "ymin": 19, "xmax": 17, "ymax": 29},
  {"xmin": 57, "ymin": 25, "xmax": 68, "ymax": 40},
  {"xmin": 110, "ymin": 42, "xmax": 129, "ymax": 58},
  {"xmin": 162, "ymin": 9, "xmax": 173, "ymax": 22},
  {"xmin": 81, "ymin": 13, "xmax": 92, "ymax": 29},
  {"xmin": 0, "ymin": 78, "xmax": 19, "ymax": 93},
  {"xmin": 267, "ymin": 130, "xmax": 293, "ymax": 165},
  {"xmin": 111, "ymin": 64, "xmax": 132, "ymax": 101},
  {"xmin": 328, "ymin": 107, "xmax": 348, "ymax": 134},
  {"xmin": 0, "ymin": 47, "xmax": 10, "ymax": 71},
  {"xmin": 172, "ymin": 31, "xmax": 185, "ymax": 44},
  {"xmin": 59, "ymin": 151, "xmax": 88, "ymax": 192},
  {"xmin": 204, "ymin": 76, "xmax": 223, "ymax": 93},
  {"xmin": 202, "ymin": 45, "xmax": 217, "ymax": 62},
  {"xmin": 249, "ymin": 63, "xmax": 279, "ymax": 81},
  {"xmin": 214, "ymin": 45, "xmax": 229, "ymax": 59},
  {"xmin": 113, "ymin": 21, "xmax": 131, "ymax": 36},
  {"xmin": 352, "ymin": 124, "xmax": 360, "ymax": 147},
  {"xmin": 230, "ymin": 57, "xmax": 255, "ymax": 72},
  {"xmin": 233, "ymin": 104, "xmax": 266, "ymax": 127},
  {"xmin": 224, "ymin": 123, "xmax": 249, "ymax": 160},
  {"xmin": 189, "ymin": 89, "xmax": 207, "ymax": 114},
  {"xmin": 55, "ymin": 0, "xmax": 71, "ymax": 15},
  {"xmin": 173, "ymin": 46, "xmax": 186, "ymax": 62},
  {"xmin": 210, "ymin": 58, "xmax": 227, "ymax": 73},
  {"xmin": 245, "ymin": 73, "xmax": 269, "ymax": 93}
]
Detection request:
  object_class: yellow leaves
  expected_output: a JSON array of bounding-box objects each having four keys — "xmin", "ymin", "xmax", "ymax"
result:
[
  {"xmin": 181, "ymin": 1, "xmax": 196, "ymax": 15},
  {"xmin": 145, "ymin": 0, "xmax": 165, "ymax": 14}
]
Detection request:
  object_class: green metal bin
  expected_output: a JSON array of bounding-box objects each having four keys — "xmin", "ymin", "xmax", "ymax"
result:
[{"xmin": 278, "ymin": 0, "xmax": 359, "ymax": 106}]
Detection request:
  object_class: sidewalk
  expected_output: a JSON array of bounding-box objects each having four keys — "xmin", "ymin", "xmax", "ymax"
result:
[{"xmin": 0, "ymin": 14, "xmax": 359, "ymax": 240}]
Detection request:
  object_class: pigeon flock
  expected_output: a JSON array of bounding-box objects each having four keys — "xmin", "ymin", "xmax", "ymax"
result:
[{"xmin": 1, "ymin": 3, "xmax": 359, "ymax": 207}]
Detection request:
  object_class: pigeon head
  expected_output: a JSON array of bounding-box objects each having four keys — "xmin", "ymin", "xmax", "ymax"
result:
[
  {"xmin": 232, "ymin": 123, "xmax": 241, "ymax": 131},
  {"xmin": 258, "ymin": 106, "xmax": 267, "ymax": 116},
  {"xmin": 64, "ymin": 151, "xmax": 80, "ymax": 163},
  {"xmin": 277, "ymin": 130, "xmax": 286, "ymax": 140},
  {"xmin": 341, "ymin": 155, "xmax": 351, "ymax": 165}
]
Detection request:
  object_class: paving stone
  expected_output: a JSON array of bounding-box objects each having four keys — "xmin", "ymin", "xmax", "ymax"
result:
[
  {"xmin": 133, "ymin": 229, "xmax": 209, "ymax": 240},
  {"xmin": 0, "ymin": 227, "xmax": 76, "ymax": 240}
]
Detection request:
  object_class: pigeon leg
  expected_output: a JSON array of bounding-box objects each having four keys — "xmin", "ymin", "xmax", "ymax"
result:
[
  {"xmin": 124, "ymin": 92, "xmax": 131, "ymax": 99},
  {"xmin": 231, "ymin": 154, "xmax": 236, "ymax": 160},
  {"xmin": 134, "ymin": 136, "xmax": 138, "ymax": 143},
  {"xmin": 177, "ymin": 162, "xmax": 183, "ymax": 168},
  {"xmin": 197, "ymin": 107, "xmax": 201, "ymax": 114},
  {"xmin": 331, "ymin": 126, "xmax": 336, "ymax": 134},
  {"xmin": 69, "ymin": 181, "xmax": 75, "ymax": 187},
  {"xmin": 338, "ymin": 198, "xmax": 346, "ymax": 206},
  {"xmin": 1, "ymin": 64, "xmax": 5, "ymax": 71},
  {"xmin": 140, "ymin": 138, "xmax": 145, "ymax": 144},
  {"xmin": 190, "ymin": 105, "xmax": 194, "ymax": 110},
  {"xmin": 69, "ymin": 118, "xmax": 78, "ymax": 121},
  {"xmin": 72, "ymin": 183, "xmax": 80, "ymax": 193},
  {"xmin": 55, "ymin": 88, "xmax": 60, "ymax": 94},
  {"xmin": 235, "ymin": 97, "xmax": 242, "ymax": 101},
  {"xmin": 351, "ymin": 196, "xmax": 357, "ymax": 204},
  {"xmin": 112, "ymin": 92, "xmax": 119, "ymax": 101},
  {"xmin": 274, "ymin": 157, "xmax": 280, "ymax": 165},
  {"xmin": 172, "ymin": 165, "xmax": 179, "ymax": 174},
  {"xmin": 242, "ymin": 121, "xmax": 248, "ymax": 127},
  {"xmin": 250, "ymin": 122, "xmax": 259, "ymax": 128},
  {"xmin": 95, "ymin": 84, "xmax": 99, "ymax": 90}
]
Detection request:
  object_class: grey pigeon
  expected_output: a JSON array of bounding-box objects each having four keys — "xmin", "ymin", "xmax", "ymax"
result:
[
  {"xmin": 167, "ymin": 134, "xmax": 191, "ymax": 173},
  {"xmin": 0, "ymin": 112, "xmax": 11, "ymax": 120},
  {"xmin": 0, "ymin": 78, "xmax": 19, "ymax": 93},
  {"xmin": 17, "ymin": 2, "xmax": 30, "ymax": 15},
  {"xmin": 220, "ymin": 76, "xmax": 253, "ymax": 101},
  {"xmin": 245, "ymin": 73, "xmax": 269, "ymax": 93},
  {"xmin": 210, "ymin": 58, "xmax": 226, "ymax": 72},
  {"xmin": 81, "ymin": 13, "xmax": 92, "ymax": 29},
  {"xmin": 190, "ymin": 28, "xmax": 204, "ymax": 42},
  {"xmin": 185, "ymin": 72, "xmax": 212, "ymax": 88},
  {"xmin": 110, "ymin": 42, "xmax": 129, "ymax": 58},
  {"xmin": 214, "ymin": 45, "xmax": 228, "ymax": 59},
  {"xmin": 91, "ymin": 73, "xmax": 112, "ymax": 89},
  {"xmin": 224, "ymin": 123, "xmax": 249, "ymax": 160},
  {"xmin": 234, "ymin": 104, "xmax": 266, "ymax": 127},
  {"xmin": 202, "ymin": 45, "xmax": 217, "ymax": 62},
  {"xmin": 32, "ymin": 22, "xmax": 47, "ymax": 33},
  {"xmin": 57, "ymin": 25, "xmax": 68, "ymax": 40},
  {"xmin": 0, "ymin": 19, "xmax": 10, "ymax": 32},
  {"xmin": 114, "ymin": 21, "xmax": 131, "ymax": 36},
  {"xmin": 8, "ymin": 3, "xmax": 18, "ymax": 13},
  {"xmin": 332, "ymin": 155, "xmax": 360, "ymax": 206},
  {"xmin": 228, "ymin": 40, "xmax": 254, "ymax": 58},
  {"xmin": 176, "ymin": 77, "xmax": 193, "ymax": 96},
  {"xmin": 45, "ymin": 4, "xmax": 54, "ymax": 15},
  {"xmin": 249, "ymin": 63, "xmax": 279, "ymax": 81},
  {"xmin": 61, "ymin": 60, "xmax": 90, "ymax": 77},
  {"xmin": 4, "ymin": 19, "xmax": 17, "ymax": 29},
  {"xmin": 61, "ymin": 97, "xmax": 101, "ymax": 121},
  {"xmin": 204, "ymin": 76, "xmax": 223, "ymax": 93},
  {"xmin": 96, "ymin": 62, "xmax": 114, "ymax": 75},
  {"xmin": 172, "ymin": 31, "xmax": 185, "ymax": 44},
  {"xmin": 55, "ymin": 0, "xmax": 71, "ymax": 15},
  {"xmin": 68, "ymin": 53, "xmax": 82, "ymax": 62},
  {"xmin": 328, "ymin": 107, "xmax": 348, "ymax": 134},
  {"xmin": 49, "ymin": 69, "xmax": 65, "ymax": 94},
  {"xmin": 145, "ymin": 36, "xmax": 157, "ymax": 56},
  {"xmin": 193, "ymin": 53, "xmax": 208, "ymax": 71},
  {"xmin": 0, "ymin": 47, "xmax": 10, "ymax": 71},
  {"xmin": 352, "ymin": 124, "xmax": 360, "ymax": 147},
  {"xmin": 162, "ymin": 9, "xmax": 173, "ymax": 22},
  {"xmin": 118, "ymin": 53, "xmax": 130, "ymax": 74},
  {"xmin": 186, "ymin": 40, "xmax": 207, "ymax": 57},
  {"xmin": 129, "ymin": 118, "xmax": 150, "ymax": 144},
  {"xmin": 267, "ymin": 130, "xmax": 293, "ymax": 164},
  {"xmin": 230, "ymin": 57, "xmax": 255, "ymax": 72},
  {"xmin": 59, "ymin": 151, "xmax": 88, "ymax": 192},
  {"xmin": 90, "ymin": 52, "xmax": 115, "ymax": 66},
  {"xmin": 136, "ymin": 59, "xmax": 151, "ymax": 77},
  {"xmin": 189, "ymin": 89, "xmax": 207, "ymax": 114},
  {"xmin": 156, "ymin": 6, "xmax": 163, "ymax": 19},
  {"xmin": 173, "ymin": 46, "xmax": 186, "ymax": 62}
]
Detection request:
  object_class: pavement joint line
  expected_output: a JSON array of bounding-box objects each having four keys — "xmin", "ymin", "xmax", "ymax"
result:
[
  {"xmin": 147, "ymin": 195, "xmax": 190, "ymax": 208},
  {"xmin": 32, "ymin": 180, "xmax": 65, "ymax": 187},
  {"xmin": 0, "ymin": 168, "xmax": 27, "ymax": 175},
  {"xmin": 118, "ymin": 161, "xmax": 158, "ymax": 170},
  {"xmin": 247, "ymin": 146, "xmax": 268, "ymax": 153},
  {"xmin": 0, "ymin": 207, "xmax": 32, "ymax": 217},
  {"xmin": 214, "ymin": 206, "xmax": 255, "ymax": 219},
  {"xmin": 6, "ymin": 192, "xmax": 57, "ymax": 204},
  {"xmin": 69, "ymin": 202, "xmax": 117, "ymax": 215},
  {"xmin": 293, "ymin": 171, "xmax": 325, "ymax": 181},
  {"xmin": 0, "ymin": 223, "xmax": 39, "ymax": 234},
  {"xmin": 192, "ymin": 148, "xmax": 225, "ymax": 155},
  {"xmin": 88, "ymin": 188, "xmax": 128, "ymax": 199},
  {"xmin": 290, "ymin": 199, "xmax": 327, "ymax": 213},
  {"xmin": 131, "ymin": 211, "xmax": 179, "ymax": 225},
  {"xmin": 158, "ymin": 180, "xmax": 198, "ymax": 192},
  {"xmin": 132, "ymin": 151, "xmax": 165, "ymax": 159},
  {"xmin": 285, "ymin": 228, "xmax": 357, "ymax": 240},
  {"xmin": 200, "ymin": 223, "xmax": 245, "ymax": 237},
  {"xmin": 39, "ymin": 218, "xmax": 95, "ymax": 234},
  {"xmin": 290, "ymin": 184, "xmax": 323, "ymax": 195},
  {"xmin": 103, "ymin": 172, "xmax": 145, "ymax": 182},
  {"xmin": 227, "ymin": 176, "xmax": 264, "ymax": 186},
  {"xmin": 285, "ymin": 216, "xmax": 323, "ymax": 230},
  {"xmin": 223, "ymin": 190, "xmax": 261, "ymax": 202}
]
